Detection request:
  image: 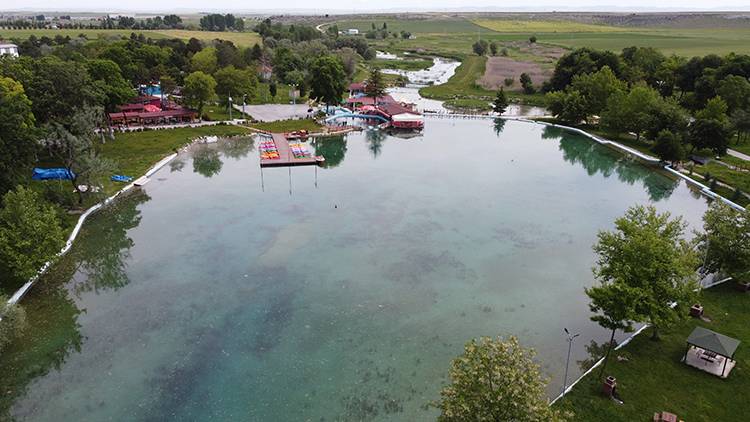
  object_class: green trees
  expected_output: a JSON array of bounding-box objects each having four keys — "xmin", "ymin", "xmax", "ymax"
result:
[
  {"xmin": 489, "ymin": 42, "xmax": 498, "ymax": 56},
  {"xmin": 7, "ymin": 56, "xmax": 101, "ymax": 124},
  {"xmin": 546, "ymin": 90, "xmax": 587, "ymax": 124},
  {"xmin": 191, "ymin": 47, "xmax": 218, "ymax": 74},
  {"xmin": 183, "ymin": 71, "xmax": 217, "ymax": 115},
  {"xmin": 214, "ymin": 66, "xmax": 258, "ymax": 106},
  {"xmin": 520, "ymin": 72, "xmax": 535, "ymax": 94},
  {"xmin": 46, "ymin": 107, "xmax": 116, "ymax": 204},
  {"xmin": 652, "ymin": 129, "xmax": 686, "ymax": 164},
  {"xmin": 717, "ymin": 75, "xmax": 750, "ymax": 112},
  {"xmin": 0, "ymin": 77, "xmax": 38, "ymax": 196},
  {"xmin": 309, "ymin": 55, "xmax": 347, "ymax": 108},
  {"xmin": 492, "ymin": 87, "xmax": 508, "ymax": 114},
  {"xmin": 86, "ymin": 59, "xmax": 133, "ymax": 112},
  {"xmin": 472, "ymin": 40, "xmax": 489, "ymax": 56},
  {"xmin": 365, "ymin": 67, "xmax": 387, "ymax": 103},
  {"xmin": 698, "ymin": 202, "xmax": 750, "ymax": 281},
  {"xmin": 0, "ymin": 186, "xmax": 65, "ymax": 287},
  {"xmin": 585, "ymin": 282, "xmax": 638, "ymax": 379},
  {"xmin": 436, "ymin": 336, "xmax": 568, "ymax": 421},
  {"xmin": 592, "ymin": 205, "xmax": 699, "ymax": 340},
  {"xmin": 546, "ymin": 66, "xmax": 626, "ymax": 125},
  {"xmin": 688, "ymin": 117, "xmax": 730, "ymax": 155},
  {"xmin": 570, "ymin": 66, "xmax": 626, "ymax": 118},
  {"xmin": 601, "ymin": 85, "xmax": 662, "ymax": 141}
]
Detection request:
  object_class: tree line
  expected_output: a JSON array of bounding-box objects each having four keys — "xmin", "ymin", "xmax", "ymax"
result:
[
  {"xmin": 199, "ymin": 14, "xmax": 244, "ymax": 32},
  {"xmin": 0, "ymin": 14, "xmax": 184, "ymax": 30},
  {"xmin": 544, "ymin": 47, "xmax": 750, "ymax": 163}
]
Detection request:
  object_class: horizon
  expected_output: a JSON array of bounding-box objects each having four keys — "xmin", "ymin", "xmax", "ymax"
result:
[{"xmin": 4, "ymin": 2, "xmax": 750, "ymax": 14}]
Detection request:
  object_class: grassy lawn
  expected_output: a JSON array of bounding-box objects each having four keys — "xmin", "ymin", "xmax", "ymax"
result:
[
  {"xmin": 556, "ymin": 282, "xmax": 750, "ymax": 421},
  {"xmin": 691, "ymin": 161, "xmax": 750, "ymax": 194},
  {"xmin": 249, "ymin": 82, "xmax": 308, "ymax": 105},
  {"xmin": 101, "ymin": 125, "xmax": 250, "ymax": 192},
  {"xmin": 248, "ymin": 119, "xmax": 322, "ymax": 133},
  {"xmin": 444, "ymin": 98, "xmax": 492, "ymax": 112},
  {"xmin": 0, "ymin": 28, "xmax": 261, "ymax": 46},
  {"xmin": 203, "ymin": 105, "xmax": 249, "ymax": 122}
]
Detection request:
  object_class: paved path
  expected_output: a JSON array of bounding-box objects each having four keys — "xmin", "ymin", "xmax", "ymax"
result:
[{"xmin": 728, "ymin": 148, "xmax": 750, "ymax": 161}]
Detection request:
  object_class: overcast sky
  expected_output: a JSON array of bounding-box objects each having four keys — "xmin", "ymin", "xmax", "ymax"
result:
[{"xmin": 3, "ymin": 1, "xmax": 750, "ymax": 13}]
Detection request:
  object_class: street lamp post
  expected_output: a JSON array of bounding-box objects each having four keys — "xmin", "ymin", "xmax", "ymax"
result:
[
  {"xmin": 562, "ymin": 328, "xmax": 580, "ymax": 396},
  {"xmin": 242, "ymin": 94, "xmax": 247, "ymax": 121},
  {"xmin": 291, "ymin": 83, "xmax": 298, "ymax": 105},
  {"xmin": 228, "ymin": 93, "xmax": 233, "ymax": 121}
]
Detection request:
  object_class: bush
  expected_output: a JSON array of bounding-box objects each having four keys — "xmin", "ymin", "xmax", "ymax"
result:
[{"xmin": 503, "ymin": 77, "xmax": 514, "ymax": 87}]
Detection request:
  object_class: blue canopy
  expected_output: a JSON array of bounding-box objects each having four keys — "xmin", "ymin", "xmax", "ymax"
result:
[{"xmin": 32, "ymin": 168, "xmax": 75, "ymax": 181}]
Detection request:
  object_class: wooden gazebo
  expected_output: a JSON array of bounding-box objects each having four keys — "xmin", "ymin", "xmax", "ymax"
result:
[{"xmin": 684, "ymin": 326, "xmax": 740, "ymax": 378}]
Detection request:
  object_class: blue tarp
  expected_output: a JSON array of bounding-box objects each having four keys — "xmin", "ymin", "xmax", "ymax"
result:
[
  {"xmin": 32, "ymin": 168, "xmax": 75, "ymax": 181},
  {"xmin": 111, "ymin": 175, "xmax": 133, "ymax": 183}
]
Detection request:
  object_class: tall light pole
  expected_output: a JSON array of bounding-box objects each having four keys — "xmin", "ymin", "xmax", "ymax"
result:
[
  {"xmin": 228, "ymin": 93, "xmax": 233, "ymax": 121},
  {"xmin": 562, "ymin": 328, "xmax": 580, "ymax": 396}
]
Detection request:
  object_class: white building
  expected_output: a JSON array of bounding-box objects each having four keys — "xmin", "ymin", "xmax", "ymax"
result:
[
  {"xmin": 346, "ymin": 28, "xmax": 359, "ymax": 35},
  {"xmin": 0, "ymin": 43, "xmax": 19, "ymax": 57}
]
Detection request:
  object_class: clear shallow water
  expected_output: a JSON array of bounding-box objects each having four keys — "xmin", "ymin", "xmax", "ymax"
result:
[{"xmin": 9, "ymin": 120, "xmax": 710, "ymax": 421}]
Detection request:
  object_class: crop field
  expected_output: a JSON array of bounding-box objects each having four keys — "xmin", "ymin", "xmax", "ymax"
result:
[
  {"xmin": 472, "ymin": 19, "xmax": 629, "ymax": 33},
  {"xmin": 0, "ymin": 28, "xmax": 261, "ymax": 46}
]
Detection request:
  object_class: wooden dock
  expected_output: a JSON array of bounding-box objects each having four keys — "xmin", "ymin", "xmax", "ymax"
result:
[{"xmin": 260, "ymin": 133, "xmax": 320, "ymax": 167}]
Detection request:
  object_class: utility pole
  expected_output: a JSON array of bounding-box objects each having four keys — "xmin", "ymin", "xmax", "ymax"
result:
[{"xmin": 562, "ymin": 328, "xmax": 580, "ymax": 396}]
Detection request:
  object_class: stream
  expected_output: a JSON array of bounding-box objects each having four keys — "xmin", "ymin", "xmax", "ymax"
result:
[{"xmin": 377, "ymin": 52, "xmax": 547, "ymax": 117}]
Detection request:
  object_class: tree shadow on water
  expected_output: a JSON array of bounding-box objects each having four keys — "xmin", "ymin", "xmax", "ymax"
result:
[
  {"xmin": 554, "ymin": 129, "xmax": 679, "ymax": 202},
  {"xmin": 192, "ymin": 146, "xmax": 223, "ymax": 178},
  {"xmin": 68, "ymin": 189, "xmax": 151, "ymax": 295},
  {"xmin": 313, "ymin": 135, "xmax": 348, "ymax": 168}
]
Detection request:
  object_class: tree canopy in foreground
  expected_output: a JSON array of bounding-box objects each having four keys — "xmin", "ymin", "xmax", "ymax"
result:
[
  {"xmin": 592, "ymin": 205, "xmax": 698, "ymax": 340},
  {"xmin": 435, "ymin": 336, "xmax": 569, "ymax": 421}
]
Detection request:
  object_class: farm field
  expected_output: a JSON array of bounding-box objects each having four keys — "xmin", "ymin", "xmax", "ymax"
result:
[{"xmin": 0, "ymin": 28, "xmax": 261, "ymax": 46}]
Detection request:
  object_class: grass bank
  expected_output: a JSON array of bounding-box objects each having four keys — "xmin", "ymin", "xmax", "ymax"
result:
[
  {"xmin": 556, "ymin": 282, "xmax": 750, "ymax": 421},
  {"xmin": 102, "ymin": 124, "xmax": 251, "ymax": 193}
]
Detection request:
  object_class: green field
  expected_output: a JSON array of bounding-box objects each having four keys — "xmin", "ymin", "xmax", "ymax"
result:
[
  {"xmin": 555, "ymin": 281, "xmax": 750, "ymax": 421},
  {"xmin": 332, "ymin": 16, "xmax": 750, "ymax": 57},
  {"xmin": 0, "ymin": 28, "xmax": 261, "ymax": 46},
  {"xmin": 419, "ymin": 56, "xmax": 493, "ymax": 100},
  {"xmin": 323, "ymin": 18, "xmax": 485, "ymax": 34}
]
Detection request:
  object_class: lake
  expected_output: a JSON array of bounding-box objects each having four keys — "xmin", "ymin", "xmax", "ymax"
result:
[{"xmin": 7, "ymin": 119, "xmax": 710, "ymax": 421}]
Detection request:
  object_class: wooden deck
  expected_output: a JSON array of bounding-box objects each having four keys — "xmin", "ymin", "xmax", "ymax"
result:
[{"xmin": 260, "ymin": 133, "xmax": 319, "ymax": 167}]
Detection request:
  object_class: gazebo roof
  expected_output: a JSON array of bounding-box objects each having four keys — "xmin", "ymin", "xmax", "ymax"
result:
[{"xmin": 687, "ymin": 326, "xmax": 740, "ymax": 357}]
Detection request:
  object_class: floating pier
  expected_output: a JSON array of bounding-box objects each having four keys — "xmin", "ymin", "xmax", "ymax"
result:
[{"xmin": 260, "ymin": 133, "xmax": 321, "ymax": 167}]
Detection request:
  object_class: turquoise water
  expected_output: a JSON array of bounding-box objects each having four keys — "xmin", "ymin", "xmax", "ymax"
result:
[{"xmin": 8, "ymin": 120, "xmax": 709, "ymax": 421}]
